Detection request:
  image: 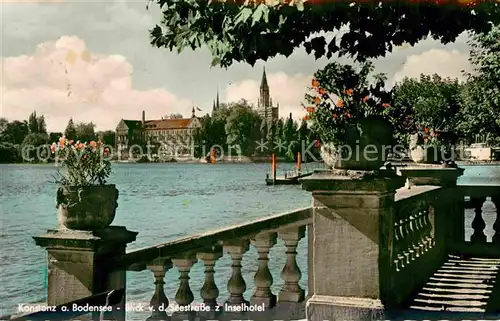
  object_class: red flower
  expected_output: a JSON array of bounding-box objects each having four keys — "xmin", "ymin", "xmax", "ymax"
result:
[{"xmin": 314, "ymin": 140, "xmax": 321, "ymax": 148}]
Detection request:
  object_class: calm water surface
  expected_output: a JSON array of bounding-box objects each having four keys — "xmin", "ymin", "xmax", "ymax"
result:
[{"xmin": 0, "ymin": 163, "xmax": 498, "ymax": 316}]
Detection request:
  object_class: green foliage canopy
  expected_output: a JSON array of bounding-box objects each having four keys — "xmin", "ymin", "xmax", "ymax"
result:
[
  {"xmin": 149, "ymin": 0, "xmax": 499, "ymax": 67},
  {"xmin": 389, "ymin": 74, "xmax": 462, "ymax": 139},
  {"xmin": 457, "ymin": 24, "xmax": 500, "ymax": 145},
  {"xmin": 225, "ymin": 99, "xmax": 262, "ymax": 155}
]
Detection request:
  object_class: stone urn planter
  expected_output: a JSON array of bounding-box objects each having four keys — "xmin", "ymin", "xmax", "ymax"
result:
[
  {"xmin": 320, "ymin": 117, "xmax": 393, "ymax": 171},
  {"xmin": 409, "ymin": 131, "xmax": 455, "ymax": 164},
  {"xmin": 56, "ymin": 184, "xmax": 119, "ymax": 230}
]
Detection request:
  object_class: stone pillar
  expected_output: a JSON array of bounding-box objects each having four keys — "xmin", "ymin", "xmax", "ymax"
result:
[
  {"xmin": 301, "ymin": 170, "xmax": 405, "ymax": 321},
  {"xmin": 33, "ymin": 226, "xmax": 137, "ymax": 321}
]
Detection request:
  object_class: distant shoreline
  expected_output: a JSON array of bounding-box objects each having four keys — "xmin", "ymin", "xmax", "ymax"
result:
[{"xmin": 1, "ymin": 160, "xmax": 499, "ymax": 166}]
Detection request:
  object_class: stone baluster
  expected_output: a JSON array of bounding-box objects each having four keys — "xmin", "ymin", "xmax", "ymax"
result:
[
  {"xmin": 223, "ymin": 239, "xmax": 250, "ymax": 307},
  {"xmin": 171, "ymin": 255, "xmax": 197, "ymax": 320},
  {"xmin": 407, "ymin": 214, "xmax": 419, "ymax": 260},
  {"xmin": 393, "ymin": 219, "xmax": 404, "ymax": 271},
  {"xmin": 470, "ymin": 197, "xmax": 487, "ymax": 244},
  {"xmin": 406, "ymin": 214, "xmax": 417, "ymax": 262},
  {"xmin": 416, "ymin": 211, "xmax": 426, "ymax": 254},
  {"xmin": 250, "ymin": 232, "xmax": 277, "ymax": 309},
  {"xmin": 402, "ymin": 217, "xmax": 412, "ymax": 264},
  {"xmin": 147, "ymin": 258, "xmax": 172, "ymax": 321},
  {"xmin": 492, "ymin": 196, "xmax": 500, "ymax": 244},
  {"xmin": 278, "ymin": 226, "xmax": 305, "ymax": 303},
  {"xmin": 422, "ymin": 208, "xmax": 433, "ymax": 250},
  {"xmin": 197, "ymin": 247, "xmax": 223, "ymax": 309}
]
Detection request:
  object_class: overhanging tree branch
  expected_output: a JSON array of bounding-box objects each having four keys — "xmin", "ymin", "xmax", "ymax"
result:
[{"xmin": 149, "ymin": 0, "xmax": 500, "ymax": 67}]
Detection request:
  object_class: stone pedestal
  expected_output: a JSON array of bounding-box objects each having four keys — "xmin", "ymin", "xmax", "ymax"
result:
[
  {"xmin": 33, "ymin": 226, "xmax": 137, "ymax": 321},
  {"xmin": 301, "ymin": 170, "xmax": 405, "ymax": 321}
]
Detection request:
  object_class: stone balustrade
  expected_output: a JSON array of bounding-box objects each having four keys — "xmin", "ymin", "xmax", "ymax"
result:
[
  {"xmin": 13, "ymin": 166, "xmax": 498, "ymax": 321},
  {"xmin": 31, "ymin": 207, "xmax": 311, "ymax": 321},
  {"xmin": 385, "ymin": 185, "xmax": 446, "ymax": 309},
  {"xmin": 129, "ymin": 208, "xmax": 312, "ymax": 321}
]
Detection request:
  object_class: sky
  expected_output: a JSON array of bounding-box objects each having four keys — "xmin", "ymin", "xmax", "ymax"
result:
[{"xmin": 1, "ymin": 0, "xmax": 473, "ymax": 132}]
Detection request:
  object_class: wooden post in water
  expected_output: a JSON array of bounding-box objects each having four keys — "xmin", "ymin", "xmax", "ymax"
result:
[
  {"xmin": 271, "ymin": 153, "xmax": 277, "ymax": 184},
  {"xmin": 297, "ymin": 152, "xmax": 301, "ymax": 175}
]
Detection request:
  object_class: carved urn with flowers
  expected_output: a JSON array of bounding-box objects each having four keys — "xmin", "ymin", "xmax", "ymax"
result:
[
  {"xmin": 303, "ymin": 61, "xmax": 395, "ymax": 171},
  {"xmin": 51, "ymin": 136, "xmax": 117, "ymax": 230},
  {"xmin": 409, "ymin": 128, "xmax": 456, "ymax": 164}
]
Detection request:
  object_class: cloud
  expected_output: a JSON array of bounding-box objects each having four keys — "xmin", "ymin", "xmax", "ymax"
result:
[
  {"xmin": 392, "ymin": 48, "xmax": 472, "ymax": 84},
  {"xmin": 226, "ymin": 72, "xmax": 312, "ymax": 121},
  {"xmin": 1, "ymin": 36, "xmax": 192, "ymax": 132}
]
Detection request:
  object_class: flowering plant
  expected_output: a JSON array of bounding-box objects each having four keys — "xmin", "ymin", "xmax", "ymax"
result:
[
  {"xmin": 421, "ymin": 127, "xmax": 441, "ymax": 146},
  {"xmin": 303, "ymin": 61, "xmax": 394, "ymax": 147},
  {"xmin": 51, "ymin": 136, "xmax": 111, "ymax": 186}
]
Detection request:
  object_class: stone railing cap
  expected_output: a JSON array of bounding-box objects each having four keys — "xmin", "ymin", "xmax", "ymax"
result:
[{"xmin": 300, "ymin": 170, "xmax": 405, "ymax": 192}]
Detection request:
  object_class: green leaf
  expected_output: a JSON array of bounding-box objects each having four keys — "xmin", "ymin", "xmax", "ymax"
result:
[
  {"xmin": 294, "ymin": 0, "xmax": 305, "ymax": 12},
  {"xmin": 278, "ymin": 14, "xmax": 287, "ymax": 27},
  {"xmin": 252, "ymin": 4, "xmax": 270, "ymax": 26},
  {"xmin": 310, "ymin": 36, "xmax": 326, "ymax": 59},
  {"xmin": 234, "ymin": 7, "xmax": 253, "ymax": 26}
]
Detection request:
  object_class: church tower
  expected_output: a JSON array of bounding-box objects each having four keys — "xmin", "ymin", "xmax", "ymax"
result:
[
  {"xmin": 258, "ymin": 67, "xmax": 271, "ymax": 109},
  {"xmin": 212, "ymin": 88, "xmax": 221, "ymax": 115},
  {"xmin": 257, "ymin": 67, "xmax": 278, "ymax": 123}
]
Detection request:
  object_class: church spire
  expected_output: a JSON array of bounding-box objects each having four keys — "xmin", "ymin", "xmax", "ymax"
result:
[
  {"xmin": 216, "ymin": 87, "xmax": 220, "ymax": 108},
  {"xmin": 260, "ymin": 66, "xmax": 268, "ymax": 89}
]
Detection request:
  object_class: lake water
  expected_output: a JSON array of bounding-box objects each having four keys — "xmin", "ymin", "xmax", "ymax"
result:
[{"xmin": 0, "ymin": 163, "xmax": 499, "ymax": 316}]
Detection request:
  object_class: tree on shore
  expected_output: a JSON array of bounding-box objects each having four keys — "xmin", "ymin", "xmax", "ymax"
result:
[
  {"xmin": 75, "ymin": 122, "xmax": 96, "ymax": 142},
  {"xmin": 274, "ymin": 119, "xmax": 284, "ymax": 156},
  {"xmin": 28, "ymin": 111, "xmax": 47, "ymax": 135},
  {"xmin": 64, "ymin": 119, "xmax": 77, "ymax": 140},
  {"xmin": 21, "ymin": 133, "xmax": 49, "ymax": 161},
  {"xmin": 49, "ymin": 132, "xmax": 63, "ymax": 142},
  {"xmin": 389, "ymin": 74, "xmax": 462, "ymax": 146},
  {"xmin": 0, "ymin": 118, "xmax": 8, "ymax": 133},
  {"xmin": 168, "ymin": 113, "xmax": 184, "ymax": 119},
  {"xmin": 225, "ymin": 100, "xmax": 261, "ymax": 156},
  {"xmin": 0, "ymin": 121, "xmax": 29, "ymax": 145},
  {"xmin": 457, "ymin": 24, "xmax": 500, "ymax": 145},
  {"xmin": 283, "ymin": 114, "xmax": 298, "ymax": 160},
  {"xmin": 97, "ymin": 130, "xmax": 116, "ymax": 146},
  {"xmin": 28, "ymin": 112, "xmax": 38, "ymax": 133}
]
